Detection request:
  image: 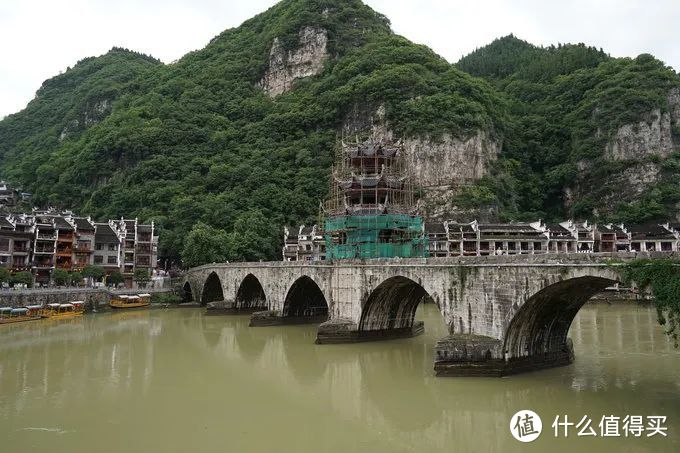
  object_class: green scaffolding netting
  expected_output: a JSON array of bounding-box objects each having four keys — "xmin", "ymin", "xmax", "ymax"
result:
[{"xmin": 324, "ymin": 214, "xmax": 429, "ymax": 260}]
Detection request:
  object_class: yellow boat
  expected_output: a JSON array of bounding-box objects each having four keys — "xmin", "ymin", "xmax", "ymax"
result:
[
  {"xmin": 0, "ymin": 305, "xmax": 42, "ymax": 325},
  {"xmin": 41, "ymin": 301, "xmax": 85, "ymax": 319},
  {"xmin": 110, "ymin": 294, "xmax": 151, "ymax": 309}
]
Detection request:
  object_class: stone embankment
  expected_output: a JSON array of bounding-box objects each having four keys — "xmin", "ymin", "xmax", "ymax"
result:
[{"xmin": 0, "ymin": 287, "xmax": 173, "ymax": 312}]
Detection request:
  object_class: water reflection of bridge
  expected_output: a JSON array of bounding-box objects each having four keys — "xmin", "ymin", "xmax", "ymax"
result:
[{"xmin": 2, "ymin": 307, "xmax": 677, "ymax": 452}]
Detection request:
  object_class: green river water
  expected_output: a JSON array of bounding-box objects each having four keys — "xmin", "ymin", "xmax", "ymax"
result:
[{"xmin": 0, "ymin": 304, "xmax": 678, "ymax": 452}]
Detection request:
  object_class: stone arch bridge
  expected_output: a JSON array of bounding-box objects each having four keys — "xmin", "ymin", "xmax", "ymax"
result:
[{"xmin": 183, "ymin": 253, "xmax": 663, "ymax": 376}]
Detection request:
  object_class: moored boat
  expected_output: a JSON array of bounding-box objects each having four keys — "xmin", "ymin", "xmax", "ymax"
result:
[
  {"xmin": 0, "ymin": 305, "xmax": 42, "ymax": 324},
  {"xmin": 110, "ymin": 294, "xmax": 150, "ymax": 309},
  {"xmin": 41, "ymin": 301, "xmax": 84, "ymax": 319}
]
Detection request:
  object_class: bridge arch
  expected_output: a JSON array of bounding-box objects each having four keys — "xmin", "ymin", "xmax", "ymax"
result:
[
  {"xmin": 359, "ymin": 276, "xmax": 437, "ymax": 332},
  {"xmin": 235, "ymin": 274, "xmax": 267, "ymax": 309},
  {"xmin": 282, "ymin": 276, "xmax": 329, "ymax": 320},
  {"xmin": 503, "ymin": 275, "xmax": 618, "ymax": 361},
  {"xmin": 182, "ymin": 281, "xmax": 193, "ymax": 303},
  {"xmin": 201, "ymin": 271, "xmax": 224, "ymax": 306}
]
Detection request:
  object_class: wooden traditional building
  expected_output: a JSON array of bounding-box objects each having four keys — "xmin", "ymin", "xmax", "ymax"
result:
[{"xmin": 629, "ymin": 223, "xmax": 678, "ymax": 252}]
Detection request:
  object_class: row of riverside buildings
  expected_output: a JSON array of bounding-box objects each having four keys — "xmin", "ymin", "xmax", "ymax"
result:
[
  {"xmin": 0, "ymin": 210, "xmax": 158, "ymax": 287},
  {"xmin": 283, "ymin": 220, "xmax": 680, "ymax": 261}
]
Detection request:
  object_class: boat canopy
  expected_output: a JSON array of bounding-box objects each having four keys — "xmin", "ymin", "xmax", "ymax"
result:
[
  {"xmin": 72, "ymin": 301, "xmax": 85, "ymax": 305},
  {"xmin": 48, "ymin": 303, "xmax": 61, "ymax": 308},
  {"xmin": 11, "ymin": 308, "xmax": 28, "ymax": 314},
  {"xmin": 0, "ymin": 307, "xmax": 12, "ymax": 313},
  {"xmin": 128, "ymin": 295, "xmax": 140, "ymax": 300},
  {"xmin": 119, "ymin": 295, "xmax": 130, "ymax": 299},
  {"xmin": 26, "ymin": 305, "xmax": 42, "ymax": 310},
  {"xmin": 138, "ymin": 293, "xmax": 151, "ymax": 297},
  {"xmin": 59, "ymin": 303, "xmax": 74, "ymax": 309}
]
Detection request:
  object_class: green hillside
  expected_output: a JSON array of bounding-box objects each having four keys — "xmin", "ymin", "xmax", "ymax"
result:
[
  {"xmin": 1, "ymin": 1, "xmax": 678, "ymax": 262},
  {"xmin": 456, "ymin": 35, "xmax": 680, "ymax": 222}
]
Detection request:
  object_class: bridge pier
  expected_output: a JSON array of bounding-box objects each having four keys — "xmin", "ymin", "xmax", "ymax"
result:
[
  {"xmin": 185, "ymin": 253, "xmax": 653, "ymax": 377},
  {"xmin": 315, "ymin": 319, "xmax": 424, "ymax": 344},
  {"xmin": 205, "ymin": 300, "xmax": 268, "ymax": 316},
  {"xmin": 249, "ymin": 310, "xmax": 328, "ymax": 327},
  {"xmin": 434, "ymin": 335, "xmax": 575, "ymax": 377}
]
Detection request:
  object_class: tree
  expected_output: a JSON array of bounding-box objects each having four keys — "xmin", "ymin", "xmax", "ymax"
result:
[
  {"xmin": 133, "ymin": 269, "xmax": 150, "ymax": 288},
  {"xmin": 107, "ymin": 271, "xmax": 124, "ymax": 287},
  {"xmin": 225, "ymin": 209, "xmax": 280, "ymax": 262},
  {"xmin": 181, "ymin": 222, "xmax": 230, "ymax": 268},
  {"xmin": 53, "ymin": 268, "xmax": 69, "ymax": 286},
  {"xmin": 82, "ymin": 265, "xmax": 105, "ymax": 286},
  {"xmin": 0, "ymin": 267, "xmax": 10, "ymax": 285},
  {"xmin": 11, "ymin": 271, "xmax": 33, "ymax": 288},
  {"xmin": 69, "ymin": 271, "xmax": 83, "ymax": 287}
]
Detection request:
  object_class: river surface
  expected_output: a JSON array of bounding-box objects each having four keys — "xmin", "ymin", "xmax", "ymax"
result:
[{"xmin": 0, "ymin": 304, "xmax": 678, "ymax": 453}]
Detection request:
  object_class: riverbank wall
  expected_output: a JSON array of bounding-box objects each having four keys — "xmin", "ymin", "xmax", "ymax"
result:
[{"xmin": 0, "ymin": 288, "xmax": 173, "ymax": 312}]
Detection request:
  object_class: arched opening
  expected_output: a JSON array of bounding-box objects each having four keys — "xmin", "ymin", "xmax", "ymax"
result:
[
  {"xmin": 359, "ymin": 276, "xmax": 435, "ymax": 332},
  {"xmin": 235, "ymin": 274, "xmax": 267, "ymax": 309},
  {"xmin": 182, "ymin": 281, "xmax": 193, "ymax": 303},
  {"xmin": 503, "ymin": 276, "xmax": 618, "ymax": 361},
  {"xmin": 282, "ymin": 276, "xmax": 328, "ymax": 320},
  {"xmin": 201, "ymin": 272, "xmax": 224, "ymax": 306}
]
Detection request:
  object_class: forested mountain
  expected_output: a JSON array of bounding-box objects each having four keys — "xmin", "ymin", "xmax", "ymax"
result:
[
  {"xmin": 456, "ymin": 35, "xmax": 680, "ymax": 222},
  {"xmin": 1, "ymin": 1, "xmax": 678, "ymax": 262}
]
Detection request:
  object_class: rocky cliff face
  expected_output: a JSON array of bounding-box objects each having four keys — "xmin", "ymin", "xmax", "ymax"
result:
[
  {"xmin": 342, "ymin": 103, "xmax": 501, "ymax": 219},
  {"xmin": 604, "ymin": 88, "xmax": 680, "ymax": 161},
  {"xmin": 259, "ymin": 26, "xmax": 329, "ymax": 97},
  {"xmin": 568, "ymin": 88, "xmax": 680, "ymax": 216},
  {"xmin": 59, "ymin": 98, "xmax": 112, "ymax": 141}
]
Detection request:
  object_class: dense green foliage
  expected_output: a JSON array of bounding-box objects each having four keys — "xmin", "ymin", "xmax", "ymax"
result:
[
  {"xmin": 181, "ymin": 211, "xmax": 279, "ymax": 266},
  {"xmin": 620, "ymin": 259, "xmax": 680, "ymax": 346},
  {"xmin": 0, "ymin": 268, "xmax": 10, "ymax": 283},
  {"xmin": 151, "ymin": 292, "xmax": 183, "ymax": 305},
  {"xmin": 107, "ymin": 271, "xmax": 124, "ymax": 286},
  {"xmin": 1, "ymin": 2, "xmax": 678, "ymax": 264},
  {"xmin": 82, "ymin": 264, "xmax": 105, "ymax": 283},
  {"xmin": 133, "ymin": 269, "xmax": 151, "ymax": 287},
  {"xmin": 11, "ymin": 271, "xmax": 33, "ymax": 288},
  {"xmin": 70, "ymin": 271, "xmax": 83, "ymax": 286},
  {"xmin": 457, "ymin": 35, "xmax": 680, "ymax": 222},
  {"xmin": 53, "ymin": 268, "xmax": 69, "ymax": 286}
]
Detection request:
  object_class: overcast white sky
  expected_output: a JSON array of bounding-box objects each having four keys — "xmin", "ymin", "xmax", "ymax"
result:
[{"xmin": 1, "ymin": 0, "xmax": 679, "ymax": 119}]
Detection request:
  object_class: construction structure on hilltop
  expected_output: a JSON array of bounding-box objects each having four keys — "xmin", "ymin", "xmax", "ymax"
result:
[{"xmin": 320, "ymin": 137, "xmax": 428, "ymax": 260}]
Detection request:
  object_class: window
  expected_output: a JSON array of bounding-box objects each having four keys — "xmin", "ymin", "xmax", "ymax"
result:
[
  {"xmin": 108, "ymin": 244, "xmax": 116, "ymax": 251},
  {"xmin": 0, "ymin": 238, "xmax": 9, "ymax": 252},
  {"xmin": 107, "ymin": 256, "xmax": 117, "ymax": 264},
  {"xmin": 94, "ymin": 256, "xmax": 103, "ymax": 264},
  {"xmin": 95, "ymin": 244, "xmax": 103, "ymax": 251}
]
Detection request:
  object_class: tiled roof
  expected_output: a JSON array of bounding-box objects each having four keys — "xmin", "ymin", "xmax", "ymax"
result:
[
  {"xmin": 51, "ymin": 216, "xmax": 74, "ymax": 231},
  {"xmin": 95, "ymin": 223, "xmax": 119, "ymax": 241},
  {"xmin": 478, "ymin": 223, "xmax": 537, "ymax": 232},
  {"xmin": 73, "ymin": 217, "xmax": 95, "ymax": 231},
  {"xmin": 0, "ymin": 216, "xmax": 13, "ymax": 229},
  {"xmin": 629, "ymin": 223, "xmax": 676, "ymax": 240},
  {"xmin": 425, "ymin": 222, "xmax": 446, "ymax": 234},
  {"xmin": 447, "ymin": 223, "xmax": 476, "ymax": 233}
]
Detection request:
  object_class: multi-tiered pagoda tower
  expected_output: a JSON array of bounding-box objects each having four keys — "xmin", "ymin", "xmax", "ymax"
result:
[{"xmin": 322, "ymin": 138, "xmax": 428, "ymax": 260}]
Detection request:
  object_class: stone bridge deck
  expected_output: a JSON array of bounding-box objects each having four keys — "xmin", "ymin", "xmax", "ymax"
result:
[{"xmin": 184, "ymin": 252, "xmax": 673, "ymax": 376}]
